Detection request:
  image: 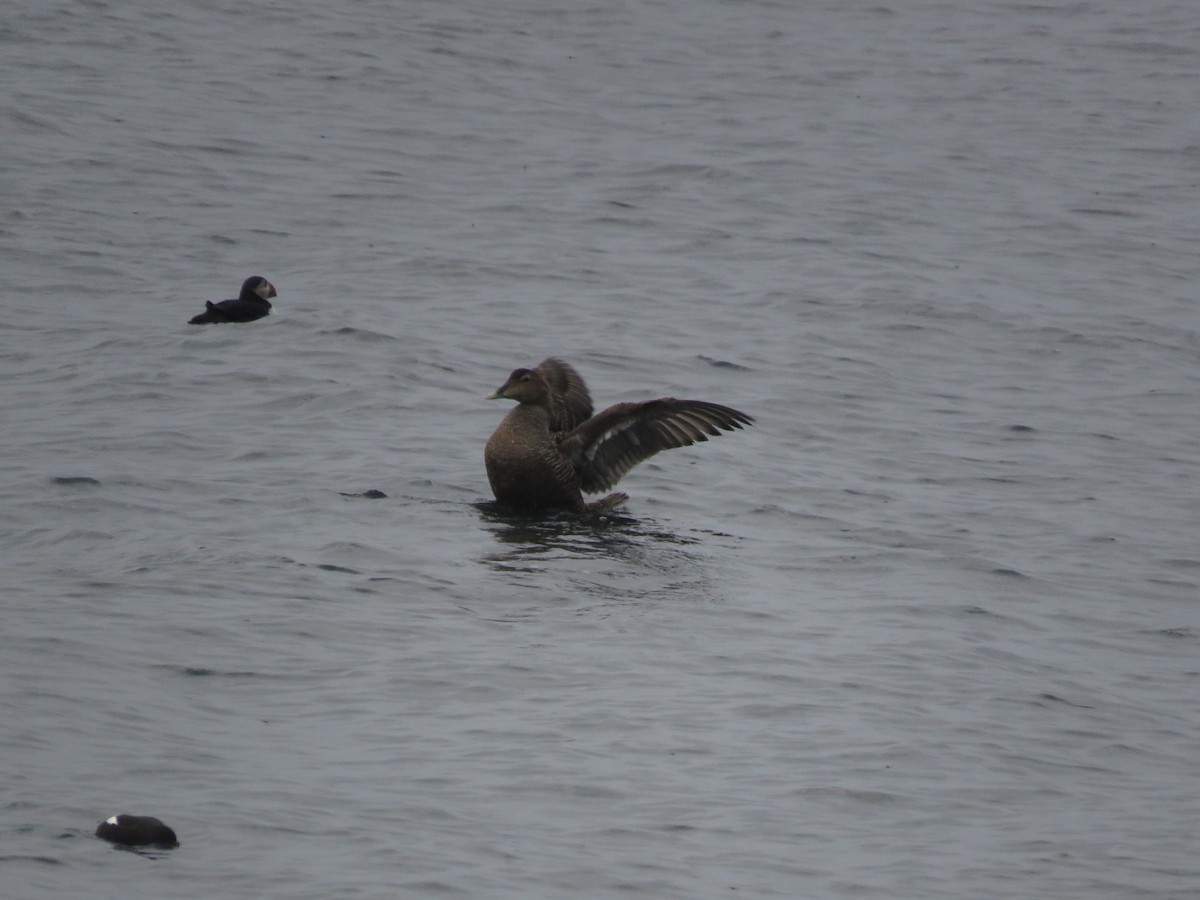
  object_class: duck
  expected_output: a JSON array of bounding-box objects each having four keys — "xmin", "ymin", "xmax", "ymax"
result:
[
  {"xmin": 484, "ymin": 358, "xmax": 753, "ymax": 512},
  {"xmin": 95, "ymin": 814, "xmax": 179, "ymax": 848},
  {"xmin": 188, "ymin": 276, "xmax": 276, "ymax": 324}
]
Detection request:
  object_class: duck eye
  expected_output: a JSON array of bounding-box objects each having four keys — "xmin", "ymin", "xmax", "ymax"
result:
[{"xmin": 520, "ymin": 373, "xmax": 531, "ymax": 382}]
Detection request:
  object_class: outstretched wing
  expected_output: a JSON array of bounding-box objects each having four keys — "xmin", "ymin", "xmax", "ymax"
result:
[
  {"xmin": 535, "ymin": 358, "xmax": 594, "ymax": 432},
  {"xmin": 560, "ymin": 399, "xmax": 753, "ymax": 493}
]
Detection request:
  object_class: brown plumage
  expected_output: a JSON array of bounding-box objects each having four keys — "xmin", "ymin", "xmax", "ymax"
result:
[{"xmin": 484, "ymin": 358, "xmax": 753, "ymax": 512}]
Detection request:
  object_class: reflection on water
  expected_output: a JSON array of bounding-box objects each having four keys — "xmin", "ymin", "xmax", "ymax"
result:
[
  {"xmin": 474, "ymin": 502, "xmax": 716, "ymax": 604},
  {"xmin": 477, "ymin": 501, "xmax": 699, "ymax": 560}
]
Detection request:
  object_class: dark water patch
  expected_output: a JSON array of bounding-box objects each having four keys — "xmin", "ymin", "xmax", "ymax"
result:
[
  {"xmin": 990, "ymin": 567, "xmax": 1028, "ymax": 578},
  {"xmin": 587, "ymin": 214, "xmax": 657, "ymax": 228},
  {"xmin": 103, "ymin": 844, "xmax": 177, "ymax": 859},
  {"xmin": 176, "ymin": 666, "xmax": 268, "ymax": 678},
  {"xmin": 697, "ymin": 354, "xmax": 749, "ymax": 370},
  {"xmin": 319, "ymin": 327, "xmax": 399, "ymax": 342},
  {"xmin": 1070, "ymin": 207, "xmax": 1137, "ymax": 218},
  {"xmin": 842, "ymin": 487, "xmax": 894, "ymax": 501},
  {"xmin": 962, "ymin": 605, "xmax": 1002, "ymax": 617},
  {"xmin": 488, "ymin": 561, "xmax": 547, "ymax": 574},
  {"xmin": 341, "ymin": 489, "xmax": 388, "ymax": 499},
  {"xmin": 1147, "ymin": 576, "xmax": 1197, "ymax": 590},
  {"xmin": 1142, "ymin": 627, "xmax": 1194, "ymax": 639},
  {"xmin": 690, "ymin": 527, "xmax": 741, "ymax": 541},
  {"xmin": 315, "ymin": 563, "xmax": 360, "ymax": 574},
  {"xmin": 229, "ymin": 449, "xmax": 272, "ymax": 462},
  {"xmin": 0, "ymin": 855, "xmax": 61, "ymax": 865},
  {"xmin": 475, "ymin": 502, "xmax": 707, "ymax": 581},
  {"xmin": 1038, "ymin": 693, "xmax": 1094, "ymax": 709},
  {"xmin": 478, "ymin": 502, "xmax": 700, "ymax": 547},
  {"xmin": 1008, "ymin": 424, "xmax": 1037, "ymax": 432},
  {"xmin": 51, "ymin": 476, "xmax": 100, "ymax": 486}
]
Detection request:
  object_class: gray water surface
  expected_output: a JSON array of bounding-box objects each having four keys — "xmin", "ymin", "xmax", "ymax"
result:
[{"xmin": 2, "ymin": 1, "xmax": 1198, "ymax": 897}]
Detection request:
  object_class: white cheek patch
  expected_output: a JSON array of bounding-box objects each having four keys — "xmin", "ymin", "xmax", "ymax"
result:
[{"xmin": 106, "ymin": 815, "xmax": 120, "ymax": 825}]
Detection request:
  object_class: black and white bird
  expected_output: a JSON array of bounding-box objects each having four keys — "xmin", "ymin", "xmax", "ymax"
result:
[
  {"xmin": 95, "ymin": 814, "xmax": 179, "ymax": 848},
  {"xmin": 188, "ymin": 276, "xmax": 276, "ymax": 325}
]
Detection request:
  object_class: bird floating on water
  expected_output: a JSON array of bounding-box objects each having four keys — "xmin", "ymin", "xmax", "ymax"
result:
[
  {"xmin": 484, "ymin": 358, "xmax": 753, "ymax": 512},
  {"xmin": 95, "ymin": 814, "xmax": 179, "ymax": 848},
  {"xmin": 188, "ymin": 275, "xmax": 276, "ymax": 325}
]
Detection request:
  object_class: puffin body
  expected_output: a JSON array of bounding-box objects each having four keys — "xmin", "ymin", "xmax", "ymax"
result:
[
  {"xmin": 188, "ymin": 276, "xmax": 276, "ymax": 324},
  {"xmin": 95, "ymin": 814, "xmax": 179, "ymax": 848}
]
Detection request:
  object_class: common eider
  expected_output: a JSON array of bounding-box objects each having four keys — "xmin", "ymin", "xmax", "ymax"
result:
[
  {"xmin": 95, "ymin": 814, "xmax": 179, "ymax": 848},
  {"xmin": 188, "ymin": 276, "xmax": 276, "ymax": 324},
  {"xmin": 484, "ymin": 358, "xmax": 753, "ymax": 512}
]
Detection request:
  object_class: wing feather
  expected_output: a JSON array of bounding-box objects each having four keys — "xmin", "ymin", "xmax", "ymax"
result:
[
  {"xmin": 561, "ymin": 399, "xmax": 753, "ymax": 493},
  {"xmin": 535, "ymin": 358, "xmax": 594, "ymax": 432}
]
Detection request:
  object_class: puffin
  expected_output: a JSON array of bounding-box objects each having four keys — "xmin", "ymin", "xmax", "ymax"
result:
[
  {"xmin": 188, "ymin": 276, "xmax": 276, "ymax": 324},
  {"xmin": 95, "ymin": 814, "xmax": 179, "ymax": 848}
]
